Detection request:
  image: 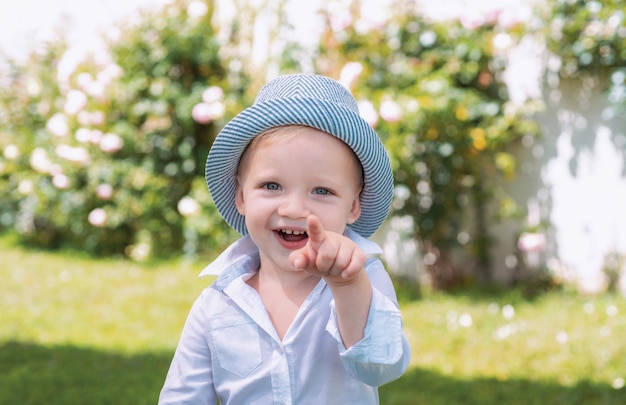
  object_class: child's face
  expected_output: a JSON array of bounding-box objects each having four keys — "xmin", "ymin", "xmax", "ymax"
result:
[{"xmin": 235, "ymin": 126, "xmax": 363, "ymax": 271}]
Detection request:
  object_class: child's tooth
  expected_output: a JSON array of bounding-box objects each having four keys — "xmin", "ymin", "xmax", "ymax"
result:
[{"xmin": 283, "ymin": 229, "xmax": 292, "ymax": 234}]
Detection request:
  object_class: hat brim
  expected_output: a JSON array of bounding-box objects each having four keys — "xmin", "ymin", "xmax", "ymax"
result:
[{"xmin": 205, "ymin": 96, "xmax": 394, "ymax": 238}]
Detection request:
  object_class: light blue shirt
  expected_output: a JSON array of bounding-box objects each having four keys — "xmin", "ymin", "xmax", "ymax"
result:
[{"xmin": 159, "ymin": 229, "xmax": 410, "ymax": 405}]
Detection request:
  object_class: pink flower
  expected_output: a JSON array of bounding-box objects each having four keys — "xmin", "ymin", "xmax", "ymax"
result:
[
  {"xmin": 89, "ymin": 130, "xmax": 103, "ymax": 144},
  {"xmin": 88, "ymin": 208, "xmax": 107, "ymax": 227},
  {"xmin": 192, "ymin": 102, "xmax": 213, "ymax": 124},
  {"xmin": 96, "ymin": 184, "xmax": 114, "ymax": 200},
  {"xmin": 99, "ymin": 133, "xmax": 124, "ymax": 153},
  {"xmin": 52, "ymin": 174, "xmax": 70, "ymax": 189}
]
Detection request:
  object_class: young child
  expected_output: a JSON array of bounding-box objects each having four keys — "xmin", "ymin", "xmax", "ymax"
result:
[{"xmin": 159, "ymin": 74, "xmax": 410, "ymax": 404}]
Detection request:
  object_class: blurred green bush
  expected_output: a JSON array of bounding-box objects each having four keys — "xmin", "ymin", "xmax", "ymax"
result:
[
  {"xmin": 0, "ymin": 0, "xmax": 244, "ymax": 257},
  {"xmin": 314, "ymin": 1, "xmax": 543, "ymax": 288},
  {"xmin": 1, "ymin": 0, "xmax": 624, "ymax": 287},
  {"xmin": 542, "ymin": 0, "xmax": 626, "ymax": 76}
]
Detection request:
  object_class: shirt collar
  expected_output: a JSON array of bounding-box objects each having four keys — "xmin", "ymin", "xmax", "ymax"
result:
[{"xmin": 198, "ymin": 227, "xmax": 382, "ymax": 279}]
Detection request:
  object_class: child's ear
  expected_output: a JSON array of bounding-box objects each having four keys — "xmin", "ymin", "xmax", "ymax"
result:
[
  {"xmin": 346, "ymin": 195, "xmax": 361, "ymax": 225},
  {"xmin": 235, "ymin": 179, "xmax": 245, "ymax": 216}
]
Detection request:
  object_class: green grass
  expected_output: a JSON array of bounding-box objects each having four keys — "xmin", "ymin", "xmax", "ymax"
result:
[{"xmin": 1, "ymin": 239, "xmax": 625, "ymax": 404}]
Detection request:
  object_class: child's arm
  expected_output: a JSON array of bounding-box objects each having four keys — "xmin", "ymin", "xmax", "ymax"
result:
[{"xmin": 289, "ymin": 215, "xmax": 372, "ymax": 348}]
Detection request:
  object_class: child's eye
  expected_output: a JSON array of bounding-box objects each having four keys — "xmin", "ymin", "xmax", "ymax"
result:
[
  {"xmin": 263, "ymin": 182, "xmax": 280, "ymax": 190},
  {"xmin": 313, "ymin": 187, "xmax": 330, "ymax": 195}
]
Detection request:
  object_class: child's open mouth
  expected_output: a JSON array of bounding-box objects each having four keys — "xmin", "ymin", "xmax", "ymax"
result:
[{"xmin": 277, "ymin": 229, "xmax": 308, "ymax": 242}]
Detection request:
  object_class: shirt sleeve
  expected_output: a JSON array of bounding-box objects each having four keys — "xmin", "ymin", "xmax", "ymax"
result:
[
  {"xmin": 325, "ymin": 258, "xmax": 411, "ymax": 387},
  {"xmin": 159, "ymin": 292, "xmax": 217, "ymax": 405}
]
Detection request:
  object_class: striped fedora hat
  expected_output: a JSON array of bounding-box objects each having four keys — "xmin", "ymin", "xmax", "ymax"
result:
[{"xmin": 205, "ymin": 73, "xmax": 393, "ymax": 238}]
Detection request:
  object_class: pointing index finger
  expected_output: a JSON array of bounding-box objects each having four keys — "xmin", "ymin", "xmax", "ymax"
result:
[{"xmin": 306, "ymin": 215, "xmax": 326, "ymax": 251}]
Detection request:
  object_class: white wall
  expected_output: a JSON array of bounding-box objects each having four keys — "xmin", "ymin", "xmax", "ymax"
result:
[{"xmin": 491, "ymin": 75, "xmax": 626, "ymax": 293}]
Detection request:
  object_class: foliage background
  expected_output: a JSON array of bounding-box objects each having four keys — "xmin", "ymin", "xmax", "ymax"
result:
[
  {"xmin": 1, "ymin": 1, "xmax": 626, "ymax": 404},
  {"xmin": 1, "ymin": 0, "xmax": 625, "ymax": 289}
]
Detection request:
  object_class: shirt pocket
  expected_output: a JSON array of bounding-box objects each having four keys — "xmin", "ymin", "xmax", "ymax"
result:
[{"xmin": 209, "ymin": 314, "xmax": 262, "ymax": 377}]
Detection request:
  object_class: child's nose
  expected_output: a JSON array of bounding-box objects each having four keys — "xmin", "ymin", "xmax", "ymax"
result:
[{"xmin": 277, "ymin": 193, "xmax": 309, "ymax": 219}]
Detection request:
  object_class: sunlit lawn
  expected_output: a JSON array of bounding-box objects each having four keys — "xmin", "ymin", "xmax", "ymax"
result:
[{"xmin": 1, "ymin": 236, "xmax": 625, "ymax": 404}]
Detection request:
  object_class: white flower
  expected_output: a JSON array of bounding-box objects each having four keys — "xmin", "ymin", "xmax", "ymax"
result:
[
  {"xmin": 209, "ymin": 102, "xmax": 225, "ymax": 120},
  {"xmin": 517, "ymin": 232, "xmax": 546, "ymax": 252},
  {"xmin": 18, "ymin": 180, "xmax": 34, "ymax": 195},
  {"xmin": 380, "ymin": 100, "xmax": 403, "ymax": 123},
  {"xmin": 178, "ymin": 196, "xmax": 201, "ymax": 217},
  {"xmin": 3, "ymin": 144, "xmax": 19, "ymax": 159},
  {"xmin": 493, "ymin": 33, "xmax": 513, "ymax": 51},
  {"xmin": 419, "ymin": 30, "xmax": 437, "ymax": 48},
  {"xmin": 192, "ymin": 102, "xmax": 213, "ymax": 124},
  {"xmin": 498, "ymin": 4, "xmax": 531, "ymax": 29},
  {"xmin": 55, "ymin": 144, "xmax": 90, "ymax": 165},
  {"xmin": 459, "ymin": 313, "xmax": 473, "ymax": 328},
  {"xmin": 187, "ymin": 1, "xmax": 208, "ymax": 19},
  {"xmin": 502, "ymin": 304, "xmax": 515, "ymax": 320},
  {"xmin": 64, "ymin": 89, "xmax": 87, "ymax": 115},
  {"xmin": 52, "ymin": 174, "xmax": 70, "ymax": 189},
  {"xmin": 88, "ymin": 208, "xmax": 107, "ymax": 227},
  {"xmin": 339, "ymin": 62, "xmax": 363, "ymax": 89},
  {"xmin": 46, "ymin": 113, "xmax": 69, "ymax": 137},
  {"xmin": 77, "ymin": 72, "xmax": 93, "ymax": 88},
  {"xmin": 97, "ymin": 63, "xmax": 123, "ymax": 85},
  {"xmin": 330, "ymin": 10, "xmax": 353, "ymax": 32},
  {"xmin": 460, "ymin": 11, "xmax": 485, "ymax": 30},
  {"xmin": 358, "ymin": 100, "xmax": 378, "ymax": 128},
  {"xmin": 56, "ymin": 49, "xmax": 84, "ymax": 89},
  {"xmin": 85, "ymin": 81, "xmax": 106, "ymax": 99},
  {"xmin": 75, "ymin": 128, "xmax": 91, "ymax": 143},
  {"xmin": 99, "ymin": 133, "xmax": 124, "ymax": 153},
  {"xmin": 27, "ymin": 78, "xmax": 41, "ymax": 97},
  {"xmin": 30, "ymin": 147, "xmax": 53, "ymax": 173},
  {"xmin": 202, "ymin": 86, "xmax": 224, "ymax": 104},
  {"xmin": 96, "ymin": 184, "xmax": 114, "ymax": 200}
]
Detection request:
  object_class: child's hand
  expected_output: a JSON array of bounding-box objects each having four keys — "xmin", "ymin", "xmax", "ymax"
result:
[{"xmin": 289, "ymin": 215, "xmax": 367, "ymax": 283}]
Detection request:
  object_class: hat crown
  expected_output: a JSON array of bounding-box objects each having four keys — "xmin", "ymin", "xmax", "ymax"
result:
[
  {"xmin": 207, "ymin": 73, "xmax": 393, "ymax": 237},
  {"xmin": 255, "ymin": 74, "xmax": 359, "ymax": 114}
]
